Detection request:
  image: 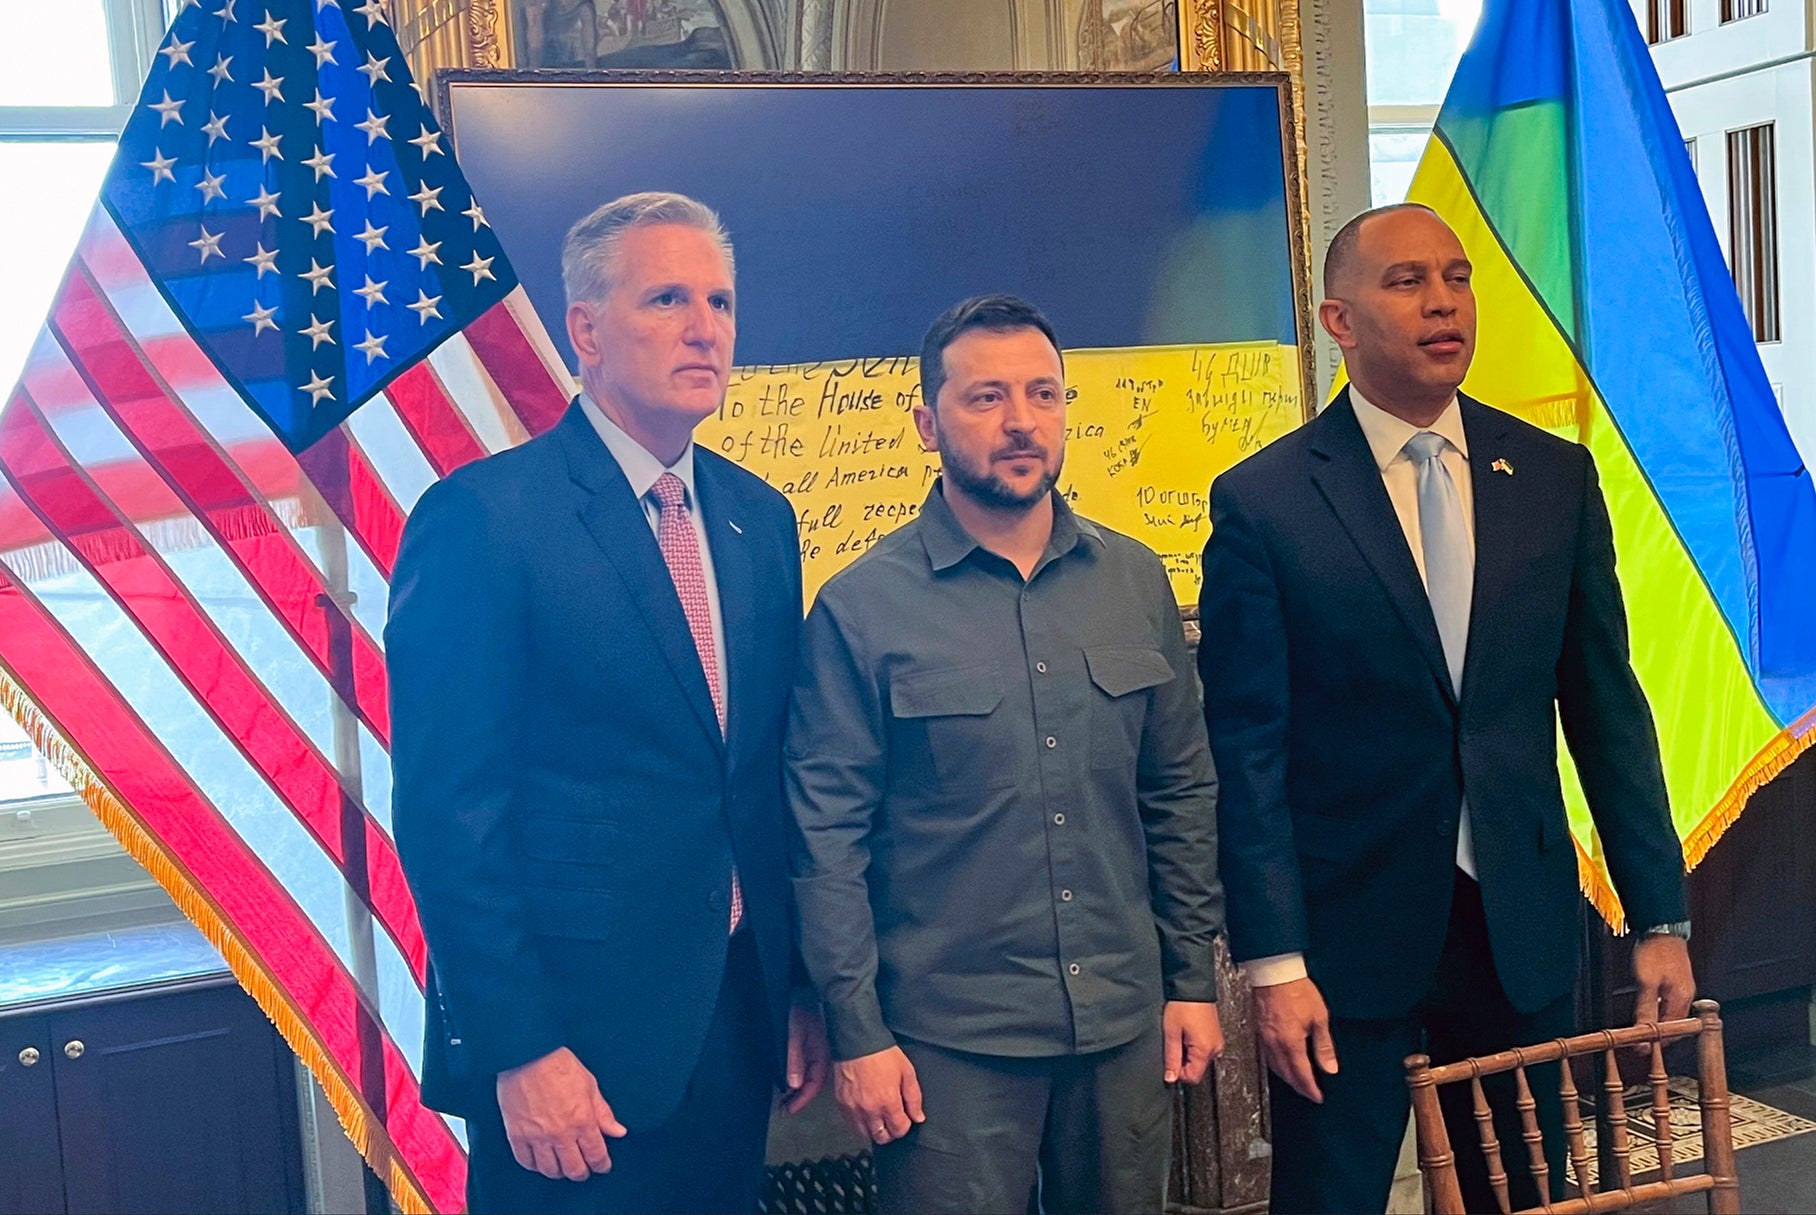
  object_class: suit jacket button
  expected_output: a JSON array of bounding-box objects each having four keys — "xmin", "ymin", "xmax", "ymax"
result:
[
  {"xmin": 1436, "ymin": 820, "xmax": 1454, "ymax": 837},
  {"xmin": 708, "ymin": 891, "xmax": 728, "ymax": 912}
]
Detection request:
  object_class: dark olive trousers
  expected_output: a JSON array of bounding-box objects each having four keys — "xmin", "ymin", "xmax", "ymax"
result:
[{"xmin": 875, "ymin": 1019, "xmax": 1171, "ymax": 1215}]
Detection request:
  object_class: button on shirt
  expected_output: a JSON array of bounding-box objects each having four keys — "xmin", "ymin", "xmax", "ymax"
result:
[
  {"xmin": 786, "ymin": 483, "xmax": 1223, "ymax": 1061},
  {"xmin": 578, "ymin": 393, "xmax": 727, "ymax": 697},
  {"xmin": 1245, "ymin": 388, "xmax": 1479, "ymax": 989}
]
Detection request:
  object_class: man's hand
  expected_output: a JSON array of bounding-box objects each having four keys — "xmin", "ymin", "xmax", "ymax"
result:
[
  {"xmin": 1164, "ymin": 1000, "xmax": 1225, "ymax": 1085},
  {"xmin": 1632, "ymin": 934, "xmax": 1696, "ymax": 1025},
  {"xmin": 833, "ymin": 1045, "xmax": 925, "ymax": 1146},
  {"xmin": 1254, "ymin": 976, "xmax": 1339, "ymax": 1103},
  {"xmin": 496, "ymin": 1047, "xmax": 627, "ymax": 1181},
  {"xmin": 782, "ymin": 1000, "xmax": 832, "ymax": 1114}
]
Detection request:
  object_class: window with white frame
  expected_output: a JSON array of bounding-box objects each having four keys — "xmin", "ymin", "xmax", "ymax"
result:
[
  {"xmin": 0, "ymin": 1, "xmax": 173, "ymax": 398},
  {"xmin": 1647, "ymin": 0, "xmax": 1688, "ymax": 44},
  {"xmin": 1363, "ymin": 0, "xmax": 1484, "ymax": 208},
  {"xmin": 0, "ymin": 0, "xmax": 178, "ymax": 935},
  {"xmin": 1727, "ymin": 122, "xmax": 1781, "ymax": 343}
]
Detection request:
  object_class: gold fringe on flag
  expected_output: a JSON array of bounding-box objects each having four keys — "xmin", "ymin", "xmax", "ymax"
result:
[
  {"xmin": 1574, "ymin": 721, "xmax": 1816, "ymax": 934},
  {"xmin": 1502, "ymin": 390, "xmax": 1588, "ymax": 435},
  {"xmin": 0, "ymin": 496, "xmax": 316, "ymax": 585},
  {"xmin": 1573, "ymin": 839, "xmax": 1628, "ymax": 935},
  {"xmin": 1682, "ymin": 721, "xmax": 1816, "ymax": 869},
  {"xmin": 0, "ymin": 664, "xmax": 439, "ymax": 1215}
]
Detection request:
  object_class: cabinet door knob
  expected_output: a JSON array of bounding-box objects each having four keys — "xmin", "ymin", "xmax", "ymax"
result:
[
  {"xmin": 17, "ymin": 1047, "xmax": 39, "ymax": 1067},
  {"xmin": 62, "ymin": 1040, "xmax": 85, "ymax": 1060}
]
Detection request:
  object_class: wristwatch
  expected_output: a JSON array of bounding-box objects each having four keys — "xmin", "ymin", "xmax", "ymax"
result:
[{"xmin": 1645, "ymin": 920, "xmax": 1693, "ymax": 941}]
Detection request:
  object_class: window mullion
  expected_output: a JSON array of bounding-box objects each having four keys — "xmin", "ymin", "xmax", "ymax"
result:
[
  {"xmin": 0, "ymin": 107, "xmax": 133, "ymax": 139},
  {"xmin": 102, "ymin": 0, "xmax": 171, "ymax": 108}
]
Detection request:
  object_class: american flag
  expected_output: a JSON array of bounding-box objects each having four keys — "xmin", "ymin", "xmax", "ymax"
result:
[{"xmin": 0, "ymin": 2, "xmax": 572, "ymax": 1210}]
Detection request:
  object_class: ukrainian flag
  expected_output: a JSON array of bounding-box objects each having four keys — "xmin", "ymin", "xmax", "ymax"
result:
[{"xmin": 1407, "ymin": 0, "xmax": 1816, "ymax": 926}]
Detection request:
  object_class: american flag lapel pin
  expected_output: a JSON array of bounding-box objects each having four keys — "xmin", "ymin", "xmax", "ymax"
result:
[{"xmin": 1492, "ymin": 458, "xmax": 1515, "ymax": 476}]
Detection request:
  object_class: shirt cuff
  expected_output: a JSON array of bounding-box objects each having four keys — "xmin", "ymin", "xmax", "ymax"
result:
[
  {"xmin": 825, "ymin": 992, "xmax": 897, "ymax": 1062},
  {"xmin": 1163, "ymin": 968, "xmax": 1220, "ymax": 1004},
  {"xmin": 1243, "ymin": 952, "xmax": 1309, "ymax": 987}
]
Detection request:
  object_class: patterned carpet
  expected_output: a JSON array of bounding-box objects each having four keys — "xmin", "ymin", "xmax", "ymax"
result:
[{"xmin": 1569, "ymin": 1076, "xmax": 1816, "ymax": 1187}]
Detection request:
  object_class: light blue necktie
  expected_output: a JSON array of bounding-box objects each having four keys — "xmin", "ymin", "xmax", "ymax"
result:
[
  {"xmin": 1405, "ymin": 431, "xmax": 1472, "ymax": 694},
  {"xmin": 1406, "ymin": 430, "xmax": 1477, "ymax": 875}
]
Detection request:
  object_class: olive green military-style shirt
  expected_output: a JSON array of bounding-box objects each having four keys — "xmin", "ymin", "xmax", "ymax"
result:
[{"xmin": 786, "ymin": 481, "xmax": 1223, "ymax": 1061}]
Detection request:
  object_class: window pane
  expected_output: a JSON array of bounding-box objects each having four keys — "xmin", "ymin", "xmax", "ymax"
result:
[
  {"xmin": 1648, "ymin": 0, "xmax": 1689, "ymax": 42},
  {"xmin": 1364, "ymin": 0, "xmax": 1484, "ymax": 108},
  {"xmin": 0, "ymin": 142, "xmax": 115, "ymax": 394},
  {"xmin": 1727, "ymin": 123, "xmax": 1780, "ymax": 343},
  {"xmin": 0, "ymin": 0, "xmax": 115, "ymax": 107},
  {"xmin": 1370, "ymin": 129, "xmax": 1431, "ymax": 207},
  {"xmin": 0, "ymin": 714, "xmax": 73, "ymax": 803}
]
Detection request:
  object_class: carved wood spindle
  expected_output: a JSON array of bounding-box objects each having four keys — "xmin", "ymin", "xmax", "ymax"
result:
[
  {"xmin": 1511, "ymin": 1064, "xmax": 1551, "ymax": 1210},
  {"xmin": 1649, "ymin": 1037, "xmax": 1675, "ymax": 1182},
  {"xmin": 1408, "ymin": 1055, "xmax": 1466, "ymax": 1215},
  {"xmin": 1602, "ymin": 1046, "xmax": 1634, "ymax": 1192},
  {"xmin": 1558, "ymin": 1049, "xmax": 1595, "ymax": 1198},
  {"xmin": 1695, "ymin": 1001, "xmax": 1741, "ymax": 1215},
  {"xmin": 1469, "ymin": 1071, "xmax": 1512, "ymax": 1214}
]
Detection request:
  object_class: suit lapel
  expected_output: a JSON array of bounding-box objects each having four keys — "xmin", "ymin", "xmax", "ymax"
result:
[
  {"xmin": 1459, "ymin": 396, "xmax": 1518, "ymax": 701},
  {"xmin": 557, "ymin": 405, "xmax": 725, "ymax": 752},
  {"xmin": 1309, "ymin": 391, "xmax": 1456, "ymax": 705},
  {"xmin": 693, "ymin": 453, "xmax": 757, "ymax": 751}
]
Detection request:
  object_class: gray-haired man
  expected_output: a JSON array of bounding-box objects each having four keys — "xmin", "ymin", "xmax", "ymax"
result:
[{"xmin": 391, "ymin": 192, "xmax": 828, "ymax": 1214}]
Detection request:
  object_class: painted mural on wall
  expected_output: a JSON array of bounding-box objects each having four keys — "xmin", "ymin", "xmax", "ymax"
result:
[
  {"xmin": 1076, "ymin": 0, "xmax": 1178, "ymax": 71},
  {"xmin": 512, "ymin": 0, "xmax": 733, "ymax": 69}
]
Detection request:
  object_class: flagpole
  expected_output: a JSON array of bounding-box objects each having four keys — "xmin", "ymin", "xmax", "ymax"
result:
[
  {"xmin": 319, "ymin": 516, "xmax": 382, "ymax": 998},
  {"xmin": 314, "ymin": 500, "xmax": 392, "ymax": 1215}
]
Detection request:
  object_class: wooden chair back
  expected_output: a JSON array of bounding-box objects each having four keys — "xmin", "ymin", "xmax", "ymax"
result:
[{"xmin": 1403, "ymin": 999, "xmax": 1739, "ymax": 1214}]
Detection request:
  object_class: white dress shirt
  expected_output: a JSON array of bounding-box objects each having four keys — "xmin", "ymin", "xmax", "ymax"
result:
[
  {"xmin": 1245, "ymin": 388, "xmax": 1477, "ymax": 989},
  {"xmin": 578, "ymin": 393, "xmax": 728, "ymax": 700}
]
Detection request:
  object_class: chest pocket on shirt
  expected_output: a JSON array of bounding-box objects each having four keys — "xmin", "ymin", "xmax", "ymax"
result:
[
  {"xmin": 1085, "ymin": 645, "xmax": 1172, "ymax": 770},
  {"xmin": 889, "ymin": 663, "xmax": 1015, "ymax": 791}
]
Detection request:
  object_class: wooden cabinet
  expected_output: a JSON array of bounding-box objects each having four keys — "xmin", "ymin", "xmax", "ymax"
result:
[
  {"xmin": 0, "ymin": 1015, "xmax": 62, "ymax": 1215},
  {"xmin": 1582, "ymin": 748, "xmax": 1816, "ymax": 1055},
  {"xmin": 0, "ymin": 976, "xmax": 304, "ymax": 1215},
  {"xmin": 1685, "ymin": 752, "xmax": 1816, "ymax": 1033}
]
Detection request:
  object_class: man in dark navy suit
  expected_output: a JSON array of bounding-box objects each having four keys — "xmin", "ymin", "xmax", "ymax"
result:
[
  {"xmin": 1198, "ymin": 204, "xmax": 1697, "ymax": 1214},
  {"xmin": 389, "ymin": 192, "xmax": 828, "ymax": 1214}
]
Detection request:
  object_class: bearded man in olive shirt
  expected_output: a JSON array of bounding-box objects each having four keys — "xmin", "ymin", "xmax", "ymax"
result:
[{"xmin": 785, "ymin": 295, "xmax": 1225, "ymax": 1214}]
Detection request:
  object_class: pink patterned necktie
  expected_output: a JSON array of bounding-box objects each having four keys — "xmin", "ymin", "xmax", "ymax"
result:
[{"xmin": 649, "ymin": 472, "xmax": 742, "ymax": 933}]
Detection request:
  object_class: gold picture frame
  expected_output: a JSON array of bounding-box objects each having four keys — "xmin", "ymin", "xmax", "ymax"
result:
[
  {"xmin": 390, "ymin": 0, "xmax": 1314, "ymax": 407},
  {"xmin": 1177, "ymin": 0, "xmax": 1294, "ymax": 73}
]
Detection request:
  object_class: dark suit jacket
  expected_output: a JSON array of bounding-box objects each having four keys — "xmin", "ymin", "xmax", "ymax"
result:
[
  {"xmin": 1197, "ymin": 390, "xmax": 1687, "ymax": 1020},
  {"xmin": 388, "ymin": 403, "xmax": 803, "ymax": 1126}
]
